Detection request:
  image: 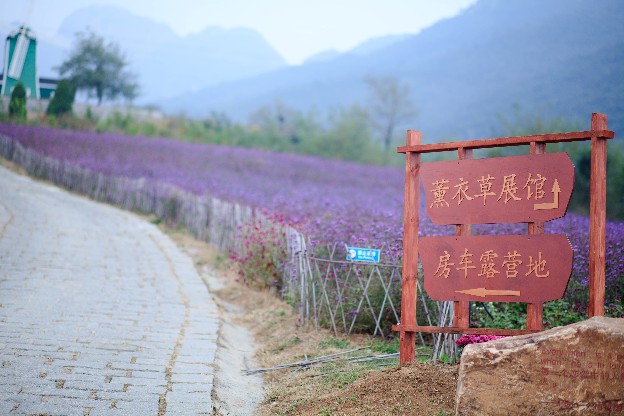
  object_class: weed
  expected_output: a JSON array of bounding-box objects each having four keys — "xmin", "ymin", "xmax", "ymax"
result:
[
  {"xmin": 213, "ymin": 254, "xmax": 226, "ymax": 270},
  {"xmin": 263, "ymin": 391, "xmax": 280, "ymax": 404},
  {"xmin": 319, "ymin": 337, "xmax": 350, "ymax": 350},
  {"xmin": 320, "ymin": 361, "xmax": 388, "ymax": 390},
  {"xmin": 273, "ymin": 336, "xmax": 302, "ymax": 353},
  {"xmin": 286, "ymin": 402, "xmax": 299, "ymax": 413},
  {"xmin": 369, "ymin": 337, "xmax": 399, "ymax": 354}
]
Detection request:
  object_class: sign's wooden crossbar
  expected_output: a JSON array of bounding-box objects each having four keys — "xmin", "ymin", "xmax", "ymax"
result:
[
  {"xmin": 397, "ymin": 130, "xmax": 614, "ymax": 153},
  {"xmin": 394, "ymin": 113, "xmax": 614, "ymax": 364}
]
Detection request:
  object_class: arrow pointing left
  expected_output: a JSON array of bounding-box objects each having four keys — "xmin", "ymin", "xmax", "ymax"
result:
[{"xmin": 456, "ymin": 288, "xmax": 521, "ymax": 297}]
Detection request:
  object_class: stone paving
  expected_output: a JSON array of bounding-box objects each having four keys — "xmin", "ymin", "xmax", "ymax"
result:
[{"xmin": 0, "ymin": 166, "xmax": 220, "ymax": 415}]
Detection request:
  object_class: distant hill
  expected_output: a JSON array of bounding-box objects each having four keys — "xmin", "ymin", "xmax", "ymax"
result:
[
  {"xmin": 3, "ymin": 5, "xmax": 287, "ymax": 104},
  {"xmin": 162, "ymin": 0, "xmax": 624, "ymax": 140},
  {"xmin": 304, "ymin": 34, "xmax": 411, "ymax": 64}
]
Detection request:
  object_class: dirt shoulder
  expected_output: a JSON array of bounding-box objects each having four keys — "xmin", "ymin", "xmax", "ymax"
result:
[{"xmin": 165, "ymin": 228, "xmax": 458, "ymax": 416}]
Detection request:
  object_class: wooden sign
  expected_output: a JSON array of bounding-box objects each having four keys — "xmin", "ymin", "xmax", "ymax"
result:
[
  {"xmin": 421, "ymin": 153, "xmax": 574, "ymax": 224},
  {"xmin": 420, "ymin": 234, "xmax": 573, "ymax": 303}
]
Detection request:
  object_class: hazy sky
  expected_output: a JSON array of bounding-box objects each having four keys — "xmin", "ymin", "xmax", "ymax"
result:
[{"xmin": 1, "ymin": 0, "xmax": 476, "ymax": 65}]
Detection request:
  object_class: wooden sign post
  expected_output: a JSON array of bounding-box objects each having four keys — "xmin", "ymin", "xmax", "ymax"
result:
[{"xmin": 393, "ymin": 113, "xmax": 615, "ymax": 364}]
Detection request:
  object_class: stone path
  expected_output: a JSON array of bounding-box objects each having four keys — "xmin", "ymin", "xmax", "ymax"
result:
[{"xmin": 0, "ymin": 166, "xmax": 219, "ymax": 415}]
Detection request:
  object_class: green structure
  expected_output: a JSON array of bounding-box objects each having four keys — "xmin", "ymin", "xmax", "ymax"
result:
[{"xmin": 0, "ymin": 26, "xmax": 57, "ymax": 99}]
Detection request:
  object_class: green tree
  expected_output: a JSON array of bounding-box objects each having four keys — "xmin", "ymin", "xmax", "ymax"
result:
[
  {"xmin": 248, "ymin": 100, "xmax": 321, "ymax": 151},
  {"xmin": 313, "ymin": 105, "xmax": 380, "ymax": 163},
  {"xmin": 46, "ymin": 79, "xmax": 76, "ymax": 116},
  {"xmin": 8, "ymin": 81, "xmax": 27, "ymax": 121},
  {"xmin": 365, "ymin": 75, "xmax": 417, "ymax": 151},
  {"xmin": 58, "ymin": 30, "xmax": 139, "ymax": 105}
]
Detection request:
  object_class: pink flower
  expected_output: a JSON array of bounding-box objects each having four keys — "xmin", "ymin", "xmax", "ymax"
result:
[{"xmin": 456, "ymin": 334, "xmax": 505, "ymax": 347}]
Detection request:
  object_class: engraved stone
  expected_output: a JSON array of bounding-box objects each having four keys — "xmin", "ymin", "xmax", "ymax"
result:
[{"xmin": 456, "ymin": 317, "xmax": 624, "ymax": 415}]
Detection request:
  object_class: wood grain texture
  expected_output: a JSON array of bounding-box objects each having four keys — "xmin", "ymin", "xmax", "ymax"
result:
[
  {"xmin": 392, "ymin": 324, "xmax": 540, "ymax": 336},
  {"xmin": 589, "ymin": 113, "xmax": 608, "ymax": 317},
  {"xmin": 399, "ymin": 130, "xmax": 421, "ymax": 364},
  {"xmin": 397, "ymin": 130, "xmax": 614, "ymax": 154},
  {"xmin": 420, "ymin": 234, "xmax": 573, "ymax": 303},
  {"xmin": 421, "ymin": 153, "xmax": 574, "ymax": 224},
  {"xmin": 527, "ymin": 142, "xmax": 546, "ymax": 331},
  {"xmin": 454, "ymin": 148, "xmax": 472, "ymax": 329}
]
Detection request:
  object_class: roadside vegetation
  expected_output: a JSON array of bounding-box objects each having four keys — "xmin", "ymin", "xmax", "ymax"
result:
[{"xmin": 0, "ymin": 121, "xmax": 621, "ymax": 335}]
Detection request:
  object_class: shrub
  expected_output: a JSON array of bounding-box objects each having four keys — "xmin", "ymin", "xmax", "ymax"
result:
[
  {"xmin": 46, "ymin": 79, "xmax": 76, "ymax": 116},
  {"xmin": 8, "ymin": 82, "xmax": 27, "ymax": 121},
  {"xmin": 229, "ymin": 214, "xmax": 288, "ymax": 291}
]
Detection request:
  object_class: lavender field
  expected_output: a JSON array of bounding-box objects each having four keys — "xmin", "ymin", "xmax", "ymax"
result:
[{"xmin": 0, "ymin": 123, "xmax": 622, "ymax": 321}]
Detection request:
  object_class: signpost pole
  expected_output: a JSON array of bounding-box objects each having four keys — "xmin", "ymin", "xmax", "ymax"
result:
[
  {"xmin": 589, "ymin": 113, "xmax": 607, "ymax": 317},
  {"xmin": 399, "ymin": 130, "xmax": 421, "ymax": 364},
  {"xmin": 454, "ymin": 147, "xmax": 472, "ymax": 330},
  {"xmin": 527, "ymin": 142, "xmax": 546, "ymax": 330}
]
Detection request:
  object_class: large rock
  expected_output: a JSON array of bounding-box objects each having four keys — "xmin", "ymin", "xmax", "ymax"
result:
[{"xmin": 456, "ymin": 317, "xmax": 624, "ymax": 415}]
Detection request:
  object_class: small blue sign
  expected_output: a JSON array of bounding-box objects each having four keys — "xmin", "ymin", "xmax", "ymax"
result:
[{"xmin": 346, "ymin": 247, "xmax": 381, "ymax": 263}]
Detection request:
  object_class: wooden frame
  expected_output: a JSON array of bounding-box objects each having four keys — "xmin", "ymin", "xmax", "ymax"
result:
[{"xmin": 393, "ymin": 113, "xmax": 614, "ymax": 364}]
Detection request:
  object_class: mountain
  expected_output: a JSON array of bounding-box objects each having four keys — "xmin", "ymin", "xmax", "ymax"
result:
[
  {"xmin": 9, "ymin": 5, "xmax": 287, "ymax": 103},
  {"xmin": 162, "ymin": 0, "xmax": 624, "ymax": 140},
  {"xmin": 304, "ymin": 34, "xmax": 410, "ymax": 64},
  {"xmin": 303, "ymin": 49, "xmax": 341, "ymax": 64},
  {"xmin": 348, "ymin": 34, "xmax": 411, "ymax": 56}
]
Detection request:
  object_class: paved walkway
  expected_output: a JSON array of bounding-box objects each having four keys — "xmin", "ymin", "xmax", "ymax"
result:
[{"xmin": 0, "ymin": 166, "xmax": 219, "ymax": 415}]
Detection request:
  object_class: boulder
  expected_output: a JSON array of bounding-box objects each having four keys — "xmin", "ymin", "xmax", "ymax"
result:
[{"xmin": 456, "ymin": 317, "xmax": 624, "ymax": 415}]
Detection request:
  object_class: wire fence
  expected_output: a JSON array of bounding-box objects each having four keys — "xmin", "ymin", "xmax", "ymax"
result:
[{"xmin": 285, "ymin": 234, "xmax": 458, "ymax": 361}]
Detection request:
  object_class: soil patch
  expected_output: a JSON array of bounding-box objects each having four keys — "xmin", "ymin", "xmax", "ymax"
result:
[{"xmin": 295, "ymin": 362, "xmax": 457, "ymax": 416}]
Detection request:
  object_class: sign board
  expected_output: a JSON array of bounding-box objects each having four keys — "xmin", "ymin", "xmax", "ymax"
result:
[
  {"xmin": 346, "ymin": 247, "xmax": 380, "ymax": 263},
  {"xmin": 419, "ymin": 234, "xmax": 573, "ymax": 303},
  {"xmin": 421, "ymin": 153, "xmax": 574, "ymax": 224}
]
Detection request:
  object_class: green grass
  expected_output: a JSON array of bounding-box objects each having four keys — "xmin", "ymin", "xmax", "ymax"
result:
[
  {"xmin": 369, "ymin": 337, "xmax": 399, "ymax": 354},
  {"xmin": 319, "ymin": 337, "xmax": 351, "ymax": 350},
  {"xmin": 273, "ymin": 336, "xmax": 302, "ymax": 352}
]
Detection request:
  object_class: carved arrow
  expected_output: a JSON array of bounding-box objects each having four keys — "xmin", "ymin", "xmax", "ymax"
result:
[
  {"xmin": 456, "ymin": 288, "xmax": 521, "ymax": 297},
  {"xmin": 534, "ymin": 179, "xmax": 561, "ymax": 210}
]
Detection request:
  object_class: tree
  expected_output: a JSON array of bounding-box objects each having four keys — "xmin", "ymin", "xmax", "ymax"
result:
[
  {"xmin": 365, "ymin": 75, "xmax": 417, "ymax": 151},
  {"xmin": 320, "ymin": 105, "xmax": 378, "ymax": 163},
  {"xmin": 249, "ymin": 100, "xmax": 320, "ymax": 151},
  {"xmin": 8, "ymin": 81, "xmax": 27, "ymax": 121},
  {"xmin": 57, "ymin": 30, "xmax": 139, "ymax": 105},
  {"xmin": 46, "ymin": 79, "xmax": 76, "ymax": 116}
]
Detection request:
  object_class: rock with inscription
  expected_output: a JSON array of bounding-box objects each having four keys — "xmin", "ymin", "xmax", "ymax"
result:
[{"xmin": 456, "ymin": 317, "xmax": 624, "ymax": 415}]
